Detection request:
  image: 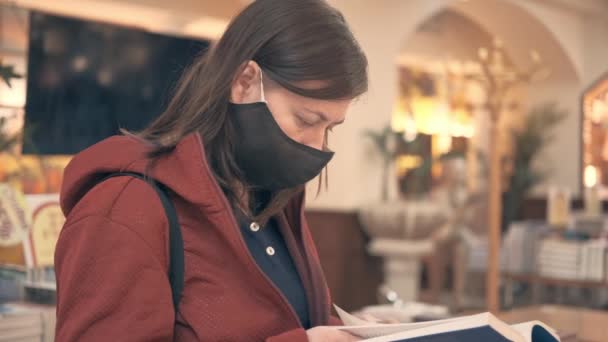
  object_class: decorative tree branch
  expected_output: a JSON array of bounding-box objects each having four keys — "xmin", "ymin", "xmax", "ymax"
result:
[{"xmin": 466, "ymin": 38, "xmax": 550, "ymax": 313}]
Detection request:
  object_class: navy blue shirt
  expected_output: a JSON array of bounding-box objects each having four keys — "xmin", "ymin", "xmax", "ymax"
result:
[{"xmin": 235, "ymin": 205, "xmax": 311, "ymax": 329}]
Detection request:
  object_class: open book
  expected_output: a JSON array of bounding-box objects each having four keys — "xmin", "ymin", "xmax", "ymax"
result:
[{"xmin": 330, "ymin": 305, "xmax": 561, "ymax": 342}]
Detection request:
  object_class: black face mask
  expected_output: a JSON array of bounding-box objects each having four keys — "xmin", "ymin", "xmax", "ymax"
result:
[{"xmin": 228, "ymin": 101, "xmax": 334, "ymax": 191}]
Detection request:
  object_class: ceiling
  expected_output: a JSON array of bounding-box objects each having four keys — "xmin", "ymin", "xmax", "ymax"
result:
[
  {"xmin": 102, "ymin": 0, "xmax": 247, "ymax": 21},
  {"xmin": 399, "ymin": 0, "xmax": 582, "ymax": 82},
  {"xmin": 400, "ymin": 9, "xmax": 494, "ymax": 68},
  {"xmin": 6, "ymin": 0, "xmax": 250, "ymax": 40}
]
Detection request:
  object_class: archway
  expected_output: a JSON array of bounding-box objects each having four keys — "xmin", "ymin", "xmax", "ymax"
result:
[{"xmin": 314, "ymin": 0, "xmax": 581, "ymax": 209}]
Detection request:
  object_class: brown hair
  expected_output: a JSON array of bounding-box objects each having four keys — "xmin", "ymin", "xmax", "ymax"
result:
[{"xmin": 128, "ymin": 0, "xmax": 368, "ymax": 223}]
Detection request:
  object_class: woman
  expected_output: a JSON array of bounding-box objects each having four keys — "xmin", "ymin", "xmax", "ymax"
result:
[{"xmin": 55, "ymin": 0, "xmax": 367, "ymax": 341}]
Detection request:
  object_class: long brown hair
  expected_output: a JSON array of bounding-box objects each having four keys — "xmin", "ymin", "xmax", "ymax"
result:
[{"xmin": 128, "ymin": 0, "xmax": 368, "ymax": 223}]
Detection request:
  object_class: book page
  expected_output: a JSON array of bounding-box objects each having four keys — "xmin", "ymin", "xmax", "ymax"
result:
[
  {"xmin": 334, "ymin": 304, "xmax": 370, "ymax": 326},
  {"xmin": 331, "ymin": 305, "xmax": 490, "ymax": 339},
  {"xmin": 332, "ymin": 305, "xmax": 559, "ymax": 342}
]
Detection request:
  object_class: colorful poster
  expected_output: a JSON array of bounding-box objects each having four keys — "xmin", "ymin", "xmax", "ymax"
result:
[
  {"xmin": 0, "ymin": 183, "xmax": 30, "ymax": 247},
  {"xmin": 25, "ymin": 194, "xmax": 63, "ymax": 267}
]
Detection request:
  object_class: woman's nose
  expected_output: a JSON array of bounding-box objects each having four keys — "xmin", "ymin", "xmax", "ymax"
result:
[{"xmin": 307, "ymin": 129, "xmax": 326, "ymax": 151}]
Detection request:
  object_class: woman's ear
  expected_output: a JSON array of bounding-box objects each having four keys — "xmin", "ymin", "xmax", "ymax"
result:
[{"xmin": 230, "ymin": 60, "xmax": 263, "ymax": 104}]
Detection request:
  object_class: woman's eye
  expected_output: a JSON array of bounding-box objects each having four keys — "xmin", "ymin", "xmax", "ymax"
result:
[{"xmin": 296, "ymin": 115, "xmax": 315, "ymax": 127}]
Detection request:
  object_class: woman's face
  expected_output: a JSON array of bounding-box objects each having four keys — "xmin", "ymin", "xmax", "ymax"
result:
[{"xmin": 231, "ymin": 61, "xmax": 351, "ymax": 151}]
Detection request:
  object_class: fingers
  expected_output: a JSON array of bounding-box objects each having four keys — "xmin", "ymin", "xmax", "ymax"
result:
[{"xmin": 339, "ymin": 331, "xmax": 360, "ymax": 342}]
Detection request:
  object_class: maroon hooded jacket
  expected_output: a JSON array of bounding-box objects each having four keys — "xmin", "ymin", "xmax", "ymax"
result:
[{"xmin": 54, "ymin": 133, "xmax": 341, "ymax": 341}]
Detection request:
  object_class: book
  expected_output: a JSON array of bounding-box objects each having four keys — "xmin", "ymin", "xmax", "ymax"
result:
[
  {"xmin": 0, "ymin": 302, "xmax": 55, "ymax": 342},
  {"xmin": 357, "ymin": 303, "xmax": 449, "ymax": 323},
  {"xmin": 330, "ymin": 305, "xmax": 560, "ymax": 342},
  {"xmin": 0, "ymin": 303, "xmax": 43, "ymax": 341},
  {"xmin": 536, "ymin": 238, "xmax": 608, "ymax": 282},
  {"xmin": 502, "ymin": 221, "xmax": 548, "ymax": 274}
]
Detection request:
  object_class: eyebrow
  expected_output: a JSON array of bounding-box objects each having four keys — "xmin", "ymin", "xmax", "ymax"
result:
[{"xmin": 302, "ymin": 107, "xmax": 346, "ymax": 125}]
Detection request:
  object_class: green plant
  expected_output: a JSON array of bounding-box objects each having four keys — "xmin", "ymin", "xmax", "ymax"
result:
[
  {"xmin": 364, "ymin": 125, "xmax": 401, "ymax": 201},
  {"xmin": 502, "ymin": 102, "xmax": 567, "ymax": 230},
  {"xmin": 0, "ymin": 62, "xmax": 22, "ymax": 88},
  {"xmin": 364, "ymin": 125, "xmax": 398, "ymax": 160},
  {"xmin": 0, "ymin": 60, "xmax": 23, "ymax": 155},
  {"xmin": 0, "ymin": 116, "xmax": 19, "ymax": 153}
]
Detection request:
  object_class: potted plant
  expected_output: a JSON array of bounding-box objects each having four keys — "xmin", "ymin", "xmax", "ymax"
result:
[
  {"xmin": 501, "ymin": 103, "xmax": 567, "ymax": 231},
  {"xmin": 364, "ymin": 125, "xmax": 402, "ymax": 202}
]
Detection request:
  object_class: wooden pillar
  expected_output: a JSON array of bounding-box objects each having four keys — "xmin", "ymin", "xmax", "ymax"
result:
[
  {"xmin": 486, "ymin": 116, "xmax": 501, "ymax": 314},
  {"xmin": 460, "ymin": 39, "xmax": 544, "ymax": 314}
]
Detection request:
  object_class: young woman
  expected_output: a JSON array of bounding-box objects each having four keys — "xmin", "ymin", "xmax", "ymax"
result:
[{"xmin": 54, "ymin": 0, "xmax": 367, "ymax": 341}]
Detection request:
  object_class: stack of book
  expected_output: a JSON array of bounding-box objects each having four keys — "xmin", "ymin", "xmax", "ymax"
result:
[
  {"xmin": 0, "ymin": 303, "xmax": 42, "ymax": 342},
  {"xmin": 537, "ymin": 238, "xmax": 608, "ymax": 282},
  {"xmin": 460, "ymin": 228, "xmax": 508, "ymax": 272},
  {"xmin": 579, "ymin": 240, "xmax": 607, "ymax": 282},
  {"xmin": 537, "ymin": 239, "xmax": 581, "ymax": 280},
  {"xmin": 0, "ymin": 302, "xmax": 55, "ymax": 342},
  {"xmin": 502, "ymin": 221, "xmax": 549, "ymax": 274}
]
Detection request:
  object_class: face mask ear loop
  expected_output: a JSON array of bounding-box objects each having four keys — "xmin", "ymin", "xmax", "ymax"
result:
[{"xmin": 259, "ymin": 67, "xmax": 266, "ymax": 103}]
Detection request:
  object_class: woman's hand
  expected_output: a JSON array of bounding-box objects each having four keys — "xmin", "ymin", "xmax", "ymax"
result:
[{"xmin": 306, "ymin": 326, "xmax": 359, "ymax": 341}]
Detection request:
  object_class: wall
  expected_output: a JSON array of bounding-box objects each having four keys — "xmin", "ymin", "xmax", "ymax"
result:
[
  {"xmin": 306, "ymin": 0, "xmax": 450, "ymax": 210},
  {"xmin": 582, "ymin": 10, "xmax": 608, "ymax": 87},
  {"xmin": 0, "ymin": 6, "xmax": 28, "ymax": 109},
  {"xmin": 307, "ymin": 0, "xmax": 608, "ymax": 210},
  {"xmin": 3, "ymin": 0, "xmax": 607, "ymax": 205},
  {"xmin": 398, "ymin": 9, "xmax": 494, "ymax": 64},
  {"xmin": 515, "ymin": 0, "xmax": 607, "ymax": 196},
  {"xmin": 8, "ymin": 0, "xmax": 233, "ymax": 40}
]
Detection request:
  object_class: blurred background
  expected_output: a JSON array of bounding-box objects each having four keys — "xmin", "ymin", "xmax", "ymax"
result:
[{"xmin": 0, "ymin": 0, "xmax": 606, "ymax": 341}]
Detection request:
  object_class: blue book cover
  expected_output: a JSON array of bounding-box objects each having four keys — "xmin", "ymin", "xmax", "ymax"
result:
[{"xmin": 388, "ymin": 325, "xmax": 558, "ymax": 342}]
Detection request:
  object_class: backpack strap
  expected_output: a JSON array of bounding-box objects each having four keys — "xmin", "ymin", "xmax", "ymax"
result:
[{"xmin": 100, "ymin": 172, "xmax": 184, "ymax": 313}]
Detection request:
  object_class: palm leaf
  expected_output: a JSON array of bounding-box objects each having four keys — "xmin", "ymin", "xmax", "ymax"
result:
[{"xmin": 502, "ymin": 102, "xmax": 567, "ymax": 230}]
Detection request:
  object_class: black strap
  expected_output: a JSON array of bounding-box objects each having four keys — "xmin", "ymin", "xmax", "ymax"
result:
[{"xmin": 100, "ymin": 172, "xmax": 184, "ymax": 313}]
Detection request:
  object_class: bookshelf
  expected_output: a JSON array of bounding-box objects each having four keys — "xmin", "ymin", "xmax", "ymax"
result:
[
  {"xmin": 502, "ymin": 272, "xmax": 608, "ymax": 307},
  {"xmin": 503, "ymin": 272, "xmax": 608, "ymax": 289},
  {"xmin": 500, "ymin": 220, "xmax": 608, "ymax": 308}
]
